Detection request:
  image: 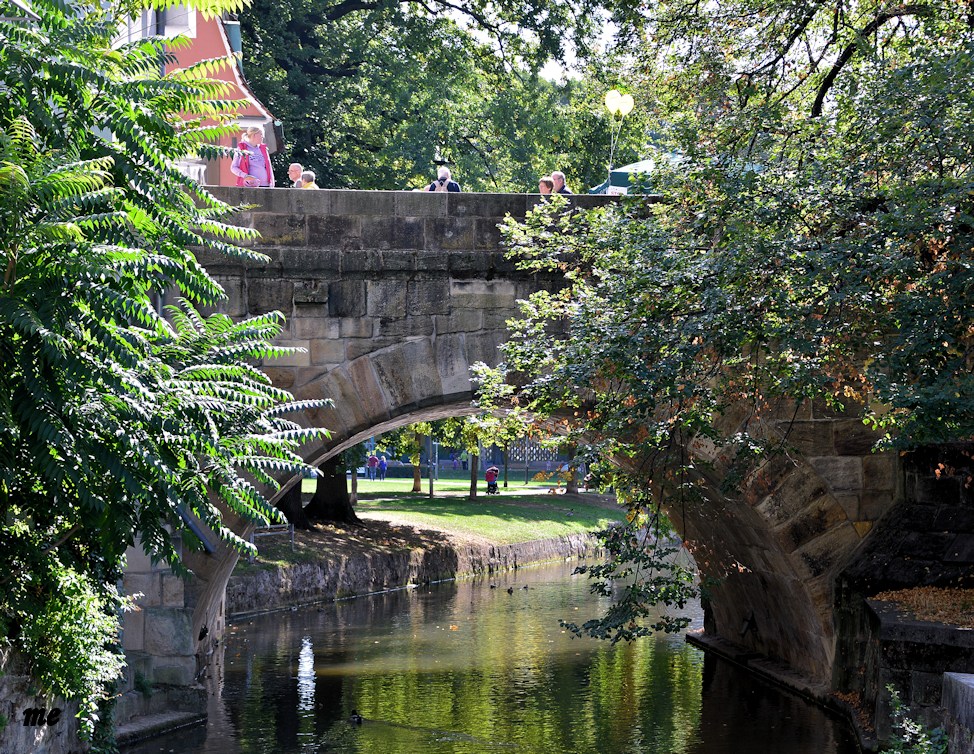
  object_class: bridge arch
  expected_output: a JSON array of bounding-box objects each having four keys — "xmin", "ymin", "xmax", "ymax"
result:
[{"xmin": 118, "ymin": 189, "xmax": 903, "ymax": 728}]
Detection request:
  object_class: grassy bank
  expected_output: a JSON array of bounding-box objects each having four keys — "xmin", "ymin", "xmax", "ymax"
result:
[{"xmin": 238, "ymin": 482, "xmax": 621, "ymax": 572}]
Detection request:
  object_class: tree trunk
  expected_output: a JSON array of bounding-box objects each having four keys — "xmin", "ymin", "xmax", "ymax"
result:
[
  {"xmin": 502, "ymin": 443, "xmax": 509, "ymax": 488},
  {"xmin": 411, "ymin": 431, "xmax": 424, "ymax": 492},
  {"xmin": 350, "ymin": 467, "xmax": 358, "ymax": 504},
  {"xmin": 468, "ymin": 452, "xmax": 479, "ymax": 500},
  {"xmin": 304, "ymin": 456, "xmax": 360, "ymax": 525},
  {"xmin": 276, "ymin": 482, "xmax": 312, "ymax": 529},
  {"xmin": 565, "ymin": 445, "xmax": 578, "ymax": 494}
]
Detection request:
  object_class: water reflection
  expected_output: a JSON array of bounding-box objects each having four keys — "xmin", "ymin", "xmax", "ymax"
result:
[{"xmin": 124, "ymin": 562, "xmax": 857, "ymax": 754}]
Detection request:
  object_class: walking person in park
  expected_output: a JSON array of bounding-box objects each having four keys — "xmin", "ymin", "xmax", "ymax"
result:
[
  {"xmin": 378, "ymin": 455, "xmax": 388, "ymax": 481},
  {"xmin": 551, "ymin": 171, "xmax": 572, "ymax": 194},
  {"xmin": 460, "ymin": 450, "xmax": 468, "ymax": 470},
  {"xmin": 367, "ymin": 453, "xmax": 379, "ymax": 481},
  {"xmin": 231, "ymin": 125, "xmax": 275, "ymax": 187},
  {"xmin": 428, "ymin": 166, "xmax": 460, "ymax": 192},
  {"xmin": 538, "ymin": 176, "xmax": 554, "ymax": 195}
]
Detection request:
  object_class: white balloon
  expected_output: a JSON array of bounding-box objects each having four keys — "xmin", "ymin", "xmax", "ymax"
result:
[
  {"xmin": 604, "ymin": 89, "xmax": 622, "ymax": 114},
  {"xmin": 618, "ymin": 94, "xmax": 635, "ymax": 116}
]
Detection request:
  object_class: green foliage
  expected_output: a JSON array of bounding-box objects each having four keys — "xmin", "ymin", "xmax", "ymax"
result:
[
  {"xmin": 483, "ymin": 0, "xmax": 974, "ymax": 637},
  {"xmin": 0, "ymin": 0, "xmax": 328, "ymax": 735},
  {"xmin": 562, "ymin": 517, "xmax": 697, "ymax": 642},
  {"xmin": 885, "ymin": 685, "xmax": 947, "ymax": 754},
  {"xmin": 239, "ymin": 0, "xmax": 649, "ymax": 191}
]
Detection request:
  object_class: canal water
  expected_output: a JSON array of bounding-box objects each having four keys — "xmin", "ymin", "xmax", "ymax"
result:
[{"xmin": 124, "ymin": 561, "xmax": 859, "ymax": 754}]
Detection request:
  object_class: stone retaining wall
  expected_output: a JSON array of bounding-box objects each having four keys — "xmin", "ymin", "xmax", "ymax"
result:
[{"xmin": 227, "ymin": 532, "xmax": 602, "ymax": 619}]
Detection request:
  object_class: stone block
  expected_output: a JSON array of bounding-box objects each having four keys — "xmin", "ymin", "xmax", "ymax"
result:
[
  {"xmin": 862, "ymin": 453, "xmax": 897, "ymax": 492},
  {"xmin": 346, "ymin": 357, "xmax": 391, "ymax": 424},
  {"xmin": 341, "ymin": 249, "xmax": 383, "ymax": 273},
  {"xmin": 123, "ymin": 573, "xmax": 160, "ymax": 606},
  {"xmin": 213, "ymin": 275, "xmax": 247, "ymax": 317},
  {"xmin": 292, "ymin": 316, "xmax": 341, "ymax": 340},
  {"xmin": 792, "ymin": 524, "xmax": 860, "ymax": 580},
  {"xmin": 944, "ymin": 533, "xmax": 974, "ymax": 563},
  {"xmin": 465, "ymin": 330, "xmax": 507, "ymax": 369},
  {"xmin": 414, "ymin": 249, "xmax": 451, "ymax": 272},
  {"xmin": 776, "ymin": 494, "xmax": 850, "ymax": 551},
  {"xmin": 124, "ymin": 544, "xmax": 155, "ymax": 573},
  {"xmin": 433, "ymin": 310, "xmax": 483, "ymax": 334},
  {"xmin": 301, "ymin": 370, "xmax": 355, "ymax": 436},
  {"xmin": 407, "ymin": 280, "xmax": 451, "ymax": 315},
  {"xmin": 428, "ymin": 217, "xmax": 476, "ymax": 251},
  {"xmin": 340, "ymin": 317, "xmax": 374, "ymax": 339},
  {"xmin": 150, "ymin": 657, "xmax": 197, "ymax": 687},
  {"xmin": 808, "ymin": 456, "xmax": 863, "ymax": 492},
  {"xmin": 260, "ymin": 366, "xmax": 296, "ymax": 389},
  {"xmin": 264, "ymin": 339, "xmax": 311, "ymax": 367},
  {"xmin": 943, "ymin": 673, "xmax": 974, "ymax": 730},
  {"xmin": 329, "ymin": 280, "xmax": 367, "ymax": 318},
  {"xmin": 398, "ymin": 339, "xmax": 443, "ymax": 404},
  {"xmin": 833, "ymin": 492, "xmax": 860, "ymax": 521},
  {"xmin": 375, "ymin": 316, "xmax": 433, "ymax": 338},
  {"xmin": 247, "ymin": 278, "xmax": 293, "ymax": 315},
  {"xmin": 448, "ymin": 192, "xmax": 527, "ymax": 219},
  {"xmin": 161, "ymin": 574, "xmax": 185, "ymax": 608},
  {"xmin": 395, "ymin": 190, "xmax": 448, "ymax": 217},
  {"xmin": 366, "ymin": 281, "xmax": 408, "ymax": 318},
  {"xmin": 475, "ymin": 218, "xmax": 505, "ymax": 250},
  {"xmin": 912, "ymin": 670, "xmax": 945, "ymax": 705},
  {"xmin": 279, "ymin": 248, "xmax": 342, "ymax": 276},
  {"xmin": 372, "ymin": 217, "xmax": 426, "ymax": 250},
  {"xmin": 371, "ymin": 347, "xmax": 419, "ymax": 409},
  {"xmin": 434, "ymin": 333, "xmax": 472, "ymax": 397},
  {"xmin": 482, "ymin": 309, "xmax": 517, "ymax": 331},
  {"xmin": 345, "ymin": 337, "xmax": 397, "ymax": 361},
  {"xmin": 859, "ymin": 490, "xmax": 896, "ymax": 521},
  {"xmin": 143, "ymin": 607, "xmax": 194, "ymax": 657},
  {"xmin": 449, "ymin": 250, "xmax": 491, "ymax": 274},
  {"xmin": 310, "ymin": 339, "xmax": 346, "ymax": 365},
  {"xmin": 291, "ymin": 282, "xmax": 329, "ymax": 308},
  {"xmin": 381, "ymin": 249, "xmax": 418, "ymax": 271},
  {"xmin": 317, "ymin": 189, "xmax": 397, "ymax": 216},
  {"xmin": 833, "ymin": 420, "xmax": 882, "ymax": 455},
  {"xmin": 778, "ymin": 420, "xmax": 835, "ymax": 456},
  {"xmin": 487, "ymin": 250, "xmax": 519, "ymax": 273},
  {"xmin": 307, "ymin": 215, "xmax": 362, "ymax": 250},
  {"xmin": 753, "ymin": 464, "xmax": 828, "ymax": 524},
  {"xmin": 122, "ymin": 607, "xmax": 145, "ymax": 652},
  {"xmin": 449, "ymin": 279, "xmax": 517, "ymax": 309},
  {"xmin": 251, "ymin": 213, "xmax": 307, "ymax": 246}
]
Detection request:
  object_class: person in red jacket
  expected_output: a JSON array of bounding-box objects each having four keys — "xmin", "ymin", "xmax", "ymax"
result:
[
  {"xmin": 231, "ymin": 126, "xmax": 275, "ymax": 188},
  {"xmin": 485, "ymin": 466, "xmax": 499, "ymax": 494}
]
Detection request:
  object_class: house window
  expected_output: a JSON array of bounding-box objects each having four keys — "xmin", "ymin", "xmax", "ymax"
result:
[{"xmin": 159, "ymin": 5, "xmax": 196, "ymax": 39}]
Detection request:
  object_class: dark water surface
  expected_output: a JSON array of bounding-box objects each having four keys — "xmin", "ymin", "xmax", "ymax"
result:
[{"xmin": 125, "ymin": 561, "xmax": 859, "ymax": 754}]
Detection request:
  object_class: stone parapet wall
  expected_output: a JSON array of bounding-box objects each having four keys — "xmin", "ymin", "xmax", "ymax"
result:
[
  {"xmin": 944, "ymin": 673, "xmax": 974, "ymax": 754},
  {"xmin": 226, "ymin": 532, "xmax": 601, "ymax": 619}
]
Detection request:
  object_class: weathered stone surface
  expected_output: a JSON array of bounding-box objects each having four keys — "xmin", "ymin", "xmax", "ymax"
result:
[
  {"xmin": 310, "ymin": 339, "xmax": 345, "ymax": 365},
  {"xmin": 329, "ymin": 280, "xmax": 366, "ymax": 318},
  {"xmin": 143, "ymin": 608, "xmax": 194, "ymax": 657},
  {"xmin": 292, "ymin": 280, "xmax": 329, "ymax": 305},
  {"xmin": 449, "ymin": 279, "xmax": 517, "ymax": 308},
  {"xmin": 434, "ymin": 333, "xmax": 472, "ymax": 396},
  {"xmin": 779, "ymin": 420, "xmax": 835, "ymax": 456},
  {"xmin": 395, "ymin": 190, "xmax": 447, "ymax": 217},
  {"xmin": 266, "ymin": 339, "xmax": 311, "ymax": 367},
  {"xmin": 251, "ymin": 213, "xmax": 307, "ymax": 246},
  {"xmin": 371, "ymin": 347, "xmax": 418, "ymax": 409},
  {"xmin": 833, "ymin": 420, "xmax": 882, "ymax": 455},
  {"xmin": 433, "ymin": 310, "xmax": 483, "ymax": 334},
  {"xmin": 339, "ymin": 317, "xmax": 373, "ymax": 339},
  {"xmin": 375, "ymin": 315, "xmax": 434, "ymax": 338},
  {"xmin": 428, "ymin": 217, "xmax": 476, "ymax": 251},
  {"xmin": 345, "ymin": 336, "xmax": 397, "ymax": 361},
  {"xmin": 361, "ymin": 216, "xmax": 426, "ymax": 250},
  {"xmin": 292, "ymin": 316, "xmax": 341, "ymax": 340},
  {"xmin": 809, "ymin": 456, "xmax": 863, "ymax": 492},
  {"xmin": 366, "ymin": 280, "xmax": 408, "ymax": 318},
  {"xmin": 307, "ymin": 215, "xmax": 361, "ymax": 249},
  {"xmin": 247, "ymin": 279, "xmax": 294, "ymax": 315},
  {"xmin": 407, "ymin": 280, "xmax": 451, "ymax": 315}
]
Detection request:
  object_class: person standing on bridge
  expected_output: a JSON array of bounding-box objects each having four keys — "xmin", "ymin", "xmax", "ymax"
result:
[
  {"xmin": 551, "ymin": 171, "xmax": 572, "ymax": 195},
  {"xmin": 428, "ymin": 166, "xmax": 460, "ymax": 192},
  {"xmin": 231, "ymin": 126, "xmax": 275, "ymax": 188},
  {"xmin": 288, "ymin": 162, "xmax": 304, "ymax": 188}
]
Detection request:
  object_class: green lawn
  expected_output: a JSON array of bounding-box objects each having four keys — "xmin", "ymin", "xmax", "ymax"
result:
[{"xmin": 355, "ymin": 493, "xmax": 620, "ymax": 545}]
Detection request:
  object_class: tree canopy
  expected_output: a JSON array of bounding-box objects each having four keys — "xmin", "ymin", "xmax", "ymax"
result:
[{"xmin": 480, "ymin": 0, "xmax": 974, "ymax": 639}]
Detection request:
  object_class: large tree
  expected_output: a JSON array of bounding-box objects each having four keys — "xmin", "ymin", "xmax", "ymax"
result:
[
  {"xmin": 238, "ymin": 0, "xmax": 649, "ymax": 190},
  {"xmin": 0, "ymin": 0, "xmax": 325, "ymax": 738},
  {"xmin": 483, "ymin": 0, "xmax": 974, "ymax": 639}
]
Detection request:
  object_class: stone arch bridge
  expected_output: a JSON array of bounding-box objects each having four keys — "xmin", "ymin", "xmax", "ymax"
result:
[{"xmin": 118, "ymin": 187, "xmax": 928, "ymax": 731}]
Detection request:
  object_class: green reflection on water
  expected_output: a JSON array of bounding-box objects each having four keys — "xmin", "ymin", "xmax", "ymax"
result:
[{"xmin": 226, "ymin": 563, "xmax": 705, "ymax": 754}]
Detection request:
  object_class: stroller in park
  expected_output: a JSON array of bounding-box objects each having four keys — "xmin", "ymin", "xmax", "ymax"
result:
[{"xmin": 485, "ymin": 466, "xmax": 500, "ymax": 495}]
